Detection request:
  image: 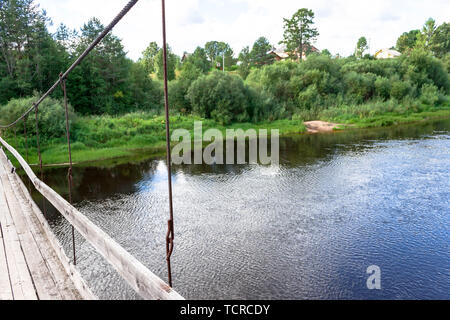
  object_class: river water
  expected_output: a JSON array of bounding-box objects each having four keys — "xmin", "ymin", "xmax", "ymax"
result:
[{"xmin": 34, "ymin": 119, "xmax": 450, "ymax": 300}]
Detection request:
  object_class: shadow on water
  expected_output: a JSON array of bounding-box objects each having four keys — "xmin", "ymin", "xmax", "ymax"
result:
[{"xmin": 20, "ymin": 119, "xmax": 450, "ymax": 300}]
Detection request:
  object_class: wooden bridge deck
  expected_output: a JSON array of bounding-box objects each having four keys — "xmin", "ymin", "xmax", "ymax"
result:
[{"xmin": 0, "ymin": 150, "xmax": 94, "ymax": 300}]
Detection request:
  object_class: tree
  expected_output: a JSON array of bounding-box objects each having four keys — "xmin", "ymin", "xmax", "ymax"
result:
[
  {"xmin": 154, "ymin": 44, "xmax": 178, "ymax": 81},
  {"xmin": 140, "ymin": 42, "xmax": 159, "ymax": 74},
  {"xmin": 183, "ymin": 47, "xmax": 210, "ymax": 73},
  {"xmin": 128, "ymin": 62, "xmax": 162, "ymax": 110},
  {"xmin": 238, "ymin": 46, "xmax": 251, "ymax": 79},
  {"xmin": 416, "ymin": 18, "xmax": 437, "ymax": 50},
  {"xmin": 321, "ymin": 49, "xmax": 332, "ymax": 57},
  {"xmin": 0, "ymin": 0, "xmax": 67, "ymax": 103},
  {"xmin": 67, "ymin": 18, "xmax": 131, "ymax": 114},
  {"xmin": 280, "ymin": 8, "xmax": 319, "ymax": 61},
  {"xmin": 431, "ymin": 23, "xmax": 449, "ymax": 58},
  {"xmin": 204, "ymin": 41, "xmax": 235, "ymax": 69},
  {"xmin": 187, "ymin": 71, "xmax": 252, "ymax": 124},
  {"xmin": 396, "ymin": 30, "xmax": 420, "ymax": 53},
  {"xmin": 355, "ymin": 37, "xmax": 368, "ymax": 58},
  {"xmin": 250, "ymin": 37, "xmax": 274, "ymax": 66}
]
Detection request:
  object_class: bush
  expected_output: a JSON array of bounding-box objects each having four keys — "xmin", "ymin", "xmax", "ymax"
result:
[
  {"xmin": 0, "ymin": 95, "xmax": 76, "ymax": 141},
  {"xmin": 343, "ymin": 71, "xmax": 376, "ymax": 104},
  {"xmin": 402, "ymin": 49, "xmax": 449, "ymax": 93},
  {"xmin": 374, "ymin": 76, "xmax": 392, "ymax": 100},
  {"xmin": 420, "ymin": 84, "xmax": 439, "ymax": 106},
  {"xmin": 390, "ymin": 80, "xmax": 412, "ymax": 100},
  {"xmin": 187, "ymin": 71, "xmax": 252, "ymax": 124}
]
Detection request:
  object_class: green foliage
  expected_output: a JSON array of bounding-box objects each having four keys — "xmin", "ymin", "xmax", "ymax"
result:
[
  {"xmin": 66, "ymin": 18, "xmax": 132, "ymax": 115},
  {"xmin": 390, "ymin": 80, "xmax": 412, "ymax": 101},
  {"xmin": 246, "ymin": 51, "xmax": 448, "ymax": 118},
  {"xmin": 140, "ymin": 42, "xmax": 159, "ymax": 74},
  {"xmin": 280, "ymin": 8, "xmax": 319, "ymax": 60},
  {"xmin": 182, "ymin": 47, "xmax": 210, "ymax": 73},
  {"xmin": 154, "ymin": 45, "xmax": 178, "ymax": 81},
  {"xmin": 250, "ymin": 37, "xmax": 275, "ymax": 67},
  {"xmin": 0, "ymin": 0, "xmax": 68, "ymax": 104},
  {"xmin": 431, "ymin": 23, "xmax": 450, "ymax": 59},
  {"xmin": 396, "ymin": 30, "xmax": 420, "ymax": 53},
  {"xmin": 128, "ymin": 62, "xmax": 163, "ymax": 111},
  {"xmin": 343, "ymin": 71, "xmax": 376, "ymax": 103},
  {"xmin": 204, "ymin": 41, "xmax": 235, "ymax": 70},
  {"xmin": 321, "ymin": 49, "xmax": 332, "ymax": 57},
  {"xmin": 1, "ymin": 0, "xmax": 449, "ymax": 139},
  {"xmin": 238, "ymin": 46, "xmax": 252, "ymax": 79},
  {"xmin": 419, "ymin": 83, "xmax": 439, "ymax": 106},
  {"xmin": 187, "ymin": 71, "xmax": 256, "ymax": 124},
  {"xmin": 0, "ymin": 95, "xmax": 75, "ymax": 142},
  {"xmin": 355, "ymin": 37, "xmax": 368, "ymax": 58},
  {"xmin": 374, "ymin": 77, "xmax": 392, "ymax": 100},
  {"xmin": 416, "ymin": 18, "xmax": 437, "ymax": 50},
  {"xmin": 402, "ymin": 49, "xmax": 449, "ymax": 92}
]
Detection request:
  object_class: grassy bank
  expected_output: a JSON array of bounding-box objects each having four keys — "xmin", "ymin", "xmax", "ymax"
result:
[
  {"xmin": 2, "ymin": 105, "xmax": 450, "ymax": 167},
  {"xmin": 317, "ymin": 100, "xmax": 450, "ymax": 129},
  {"xmin": 4, "ymin": 115, "xmax": 306, "ymax": 166}
]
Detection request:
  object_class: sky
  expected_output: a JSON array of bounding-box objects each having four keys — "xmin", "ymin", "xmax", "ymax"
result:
[{"xmin": 36, "ymin": 0, "xmax": 449, "ymax": 61}]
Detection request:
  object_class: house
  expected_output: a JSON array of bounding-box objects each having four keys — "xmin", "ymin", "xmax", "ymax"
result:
[
  {"xmin": 267, "ymin": 44, "xmax": 319, "ymax": 61},
  {"xmin": 374, "ymin": 48, "xmax": 401, "ymax": 59}
]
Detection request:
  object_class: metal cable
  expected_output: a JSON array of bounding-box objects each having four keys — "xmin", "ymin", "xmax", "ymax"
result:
[{"xmin": 0, "ymin": 0, "xmax": 139, "ymax": 129}]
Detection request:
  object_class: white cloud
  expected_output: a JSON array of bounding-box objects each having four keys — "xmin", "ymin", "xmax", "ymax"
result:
[{"xmin": 37, "ymin": 0, "xmax": 449, "ymax": 60}]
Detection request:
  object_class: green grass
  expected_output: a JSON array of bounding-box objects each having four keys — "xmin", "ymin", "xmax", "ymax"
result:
[
  {"xmin": 322, "ymin": 108, "xmax": 450, "ymax": 129},
  {"xmin": 5, "ymin": 115, "xmax": 306, "ymax": 166},
  {"xmin": 4, "ymin": 105, "xmax": 450, "ymax": 167},
  {"xmin": 318, "ymin": 99, "xmax": 450, "ymax": 129}
]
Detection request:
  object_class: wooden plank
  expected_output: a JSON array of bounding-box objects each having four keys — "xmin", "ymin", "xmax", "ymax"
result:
[
  {"xmin": 5, "ymin": 166, "xmax": 82, "ymax": 300},
  {"xmin": 2, "ymin": 155, "xmax": 95, "ymax": 300},
  {"xmin": 0, "ymin": 160, "xmax": 63, "ymax": 300},
  {"xmin": 11, "ymin": 165, "xmax": 98, "ymax": 300},
  {"xmin": 0, "ymin": 174, "xmax": 37, "ymax": 300},
  {"xmin": 0, "ymin": 138, "xmax": 184, "ymax": 300},
  {"xmin": 0, "ymin": 217, "xmax": 14, "ymax": 300}
]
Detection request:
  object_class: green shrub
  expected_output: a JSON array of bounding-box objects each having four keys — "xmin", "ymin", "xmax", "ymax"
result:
[
  {"xmin": 390, "ymin": 80, "xmax": 412, "ymax": 100},
  {"xmin": 0, "ymin": 95, "xmax": 76, "ymax": 141},
  {"xmin": 187, "ymin": 71, "xmax": 252, "ymax": 124},
  {"xmin": 343, "ymin": 72, "xmax": 376, "ymax": 103},
  {"xmin": 420, "ymin": 84, "xmax": 439, "ymax": 106},
  {"xmin": 374, "ymin": 77, "xmax": 392, "ymax": 100}
]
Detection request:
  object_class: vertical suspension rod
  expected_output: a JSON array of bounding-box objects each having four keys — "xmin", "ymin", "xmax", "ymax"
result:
[
  {"xmin": 60, "ymin": 73, "xmax": 77, "ymax": 265},
  {"xmin": 161, "ymin": 0, "xmax": 175, "ymax": 288},
  {"xmin": 34, "ymin": 106, "xmax": 47, "ymax": 217}
]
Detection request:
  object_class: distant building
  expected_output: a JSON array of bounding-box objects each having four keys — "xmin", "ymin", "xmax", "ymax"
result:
[
  {"xmin": 267, "ymin": 45, "xmax": 319, "ymax": 61},
  {"xmin": 374, "ymin": 48, "xmax": 401, "ymax": 59}
]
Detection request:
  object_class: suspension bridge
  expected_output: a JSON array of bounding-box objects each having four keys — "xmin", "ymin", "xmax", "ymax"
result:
[{"xmin": 0, "ymin": 0, "xmax": 182, "ymax": 300}]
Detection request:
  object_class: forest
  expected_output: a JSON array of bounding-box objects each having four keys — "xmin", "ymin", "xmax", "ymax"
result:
[{"xmin": 0, "ymin": 0, "xmax": 449, "ymax": 164}]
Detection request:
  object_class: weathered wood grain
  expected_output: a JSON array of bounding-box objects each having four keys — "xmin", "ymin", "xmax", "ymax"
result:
[{"xmin": 0, "ymin": 137, "xmax": 184, "ymax": 300}]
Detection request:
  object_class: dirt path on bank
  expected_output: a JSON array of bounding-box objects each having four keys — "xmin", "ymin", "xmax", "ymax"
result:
[{"xmin": 304, "ymin": 121, "xmax": 343, "ymax": 133}]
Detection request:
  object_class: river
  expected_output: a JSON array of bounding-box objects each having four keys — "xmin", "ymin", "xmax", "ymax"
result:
[{"xmin": 32, "ymin": 119, "xmax": 450, "ymax": 300}]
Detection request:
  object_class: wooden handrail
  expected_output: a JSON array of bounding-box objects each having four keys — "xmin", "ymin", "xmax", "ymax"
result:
[{"xmin": 0, "ymin": 136, "xmax": 184, "ymax": 300}]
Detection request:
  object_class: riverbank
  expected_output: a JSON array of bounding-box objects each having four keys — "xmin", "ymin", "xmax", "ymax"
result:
[
  {"xmin": 4, "ymin": 107, "xmax": 450, "ymax": 167},
  {"xmin": 6, "ymin": 116, "xmax": 307, "ymax": 166}
]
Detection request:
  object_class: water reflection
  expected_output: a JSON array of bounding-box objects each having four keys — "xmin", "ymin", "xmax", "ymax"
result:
[{"xmin": 28, "ymin": 119, "xmax": 450, "ymax": 300}]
